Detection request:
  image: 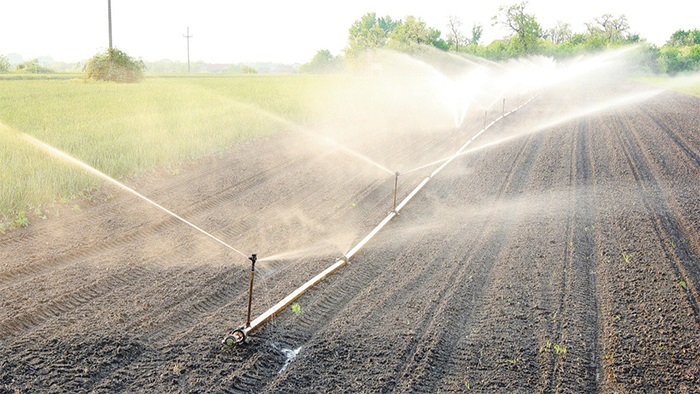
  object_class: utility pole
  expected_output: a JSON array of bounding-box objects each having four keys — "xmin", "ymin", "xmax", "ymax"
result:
[
  {"xmin": 183, "ymin": 27, "xmax": 193, "ymax": 72},
  {"xmin": 108, "ymin": 0, "xmax": 113, "ymax": 50}
]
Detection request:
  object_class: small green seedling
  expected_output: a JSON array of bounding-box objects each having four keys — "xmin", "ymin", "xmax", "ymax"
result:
[
  {"xmin": 291, "ymin": 302, "xmax": 303, "ymax": 317},
  {"xmin": 553, "ymin": 344, "xmax": 567, "ymax": 355},
  {"xmin": 14, "ymin": 211, "xmax": 29, "ymax": 228},
  {"xmin": 621, "ymin": 252, "xmax": 631, "ymax": 265},
  {"xmin": 539, "ymin": 340, "xmax": 552, "ymax": 353}
]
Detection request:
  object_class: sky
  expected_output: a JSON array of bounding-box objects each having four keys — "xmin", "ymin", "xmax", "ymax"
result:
[{"xmin": 1, "ymin": 0, "xmax": 698, "ymax": 65}]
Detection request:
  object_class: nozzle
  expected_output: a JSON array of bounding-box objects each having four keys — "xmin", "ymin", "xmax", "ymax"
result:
[{"xmin": 249, "ymin": 253, "xmax": 257, "ymax": 269}]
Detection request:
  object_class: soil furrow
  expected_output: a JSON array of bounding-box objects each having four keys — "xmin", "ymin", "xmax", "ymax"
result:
[
  {"xmin": 640, "ymin": 106, "xmax": 700, "ymax": 172},
  {"xmin": 616, "ymin": 113, "xmax": 700, "ymax": 322},
  {"xmin": 2, "ymin": 82, "xmax": 699, "ymax": 393},
  {"xmin": 549, "ymin": 118, "xmax": 599, "ymax": 392},
  {"xmin": 592, "ymin": 107, "xmax": 700, "ymax": 391},
  {"xmin": 394, "ymin": 132, "xmax": 546, "ymax": 392}
]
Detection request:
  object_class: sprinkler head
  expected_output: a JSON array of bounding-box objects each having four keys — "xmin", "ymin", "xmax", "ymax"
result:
[{"xmin": 249, "ymin": 253, "xmax": 257, "ymax": 268}]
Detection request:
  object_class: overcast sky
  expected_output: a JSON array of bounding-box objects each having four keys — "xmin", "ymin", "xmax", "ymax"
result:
[{"xmin": 1, "ymin": 0, "xmax": 698, "ymax": 64}]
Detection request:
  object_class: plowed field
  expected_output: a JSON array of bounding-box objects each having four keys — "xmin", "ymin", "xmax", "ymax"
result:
[{"xmin": 1, "ymin": 78, "xmax": 699, "ymax": 393}]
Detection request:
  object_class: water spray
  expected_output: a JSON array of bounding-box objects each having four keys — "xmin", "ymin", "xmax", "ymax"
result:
[
  {"xmin": 22, "ymin": 134, "xmax": 249, "ymax": 260},
  {"xmin": 221, "ymin": 93, "xmax": 540, "ymax": 347},
  {"xmin": 393, "ymin": 171, "xmax": 400, "ymax": 213}
]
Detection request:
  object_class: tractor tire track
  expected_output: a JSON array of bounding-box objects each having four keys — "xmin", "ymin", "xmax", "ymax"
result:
[
  {"xmin": 0, "ymin": 265, "xmax": 150, "ymax": 343},
  {"xmin": 544, "ymin": 118, "xmax": 600, "ymax": 392},
  {"xmin": 429, "ymin": 134, "xmax": 568, "ymax": 391}
]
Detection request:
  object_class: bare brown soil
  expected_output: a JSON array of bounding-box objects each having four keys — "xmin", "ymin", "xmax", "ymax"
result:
[{"xmin": 1, "ymin": 78, "xmax": 699, "ymax": 393}]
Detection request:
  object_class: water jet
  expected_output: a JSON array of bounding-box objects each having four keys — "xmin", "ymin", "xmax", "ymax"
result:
[
  {"xmin": 22, "ymin": 134, "xmax": 249, "ymax": 260},
  {"xmin": 393, "ymin": 171, "xmax": 400, "ymax": 212},
  {"xmin": 222, "ymin": 91, "xmax": 538, "ymax": 347}
]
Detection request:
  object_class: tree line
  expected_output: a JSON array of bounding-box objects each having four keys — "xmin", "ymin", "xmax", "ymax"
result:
[
  {"xmin": 300, "ymin": 2, "xmax": 700, "ymax": 75},
  {"xmin": 2, "ymin": 2, "xmax": 697, "ymax": 78}
]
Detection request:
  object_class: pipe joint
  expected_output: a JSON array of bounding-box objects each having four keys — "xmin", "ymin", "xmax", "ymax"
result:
[{"xmin": 222, "ymin": 326, "xmax": 247, "ymax": 347}]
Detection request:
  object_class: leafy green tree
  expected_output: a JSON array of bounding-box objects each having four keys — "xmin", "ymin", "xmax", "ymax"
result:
[
  {"xmin": 548, "ymin": 21, "xmax": 573, "ymax": 45},
  {"xmin": 659, "ymin": 47, "xmax": 687, "ymax": 74},
  {"xmin": 493, "ymin": 2, "xmax": 544, "ymax": 54},
  {"xmin": 446, "ymin": 16, "xmax": 467, "ymax": 51},
  {"xmin": 466, "ymin": 39, "xmax": 512, "ymax": 61},
  {"xmin": 470, "ymin": 23, "xmax": 484, "ymax": 46},
  {"xmin": 346, "ymin": 13, "xmax": 398, "ymax": 57},
  {"xmin": 389, "ymin": 16, "xmax": 447, "ymax": 52},
  {"xmin": 345, "ymin": 13, "xmax": 447, "ymax": 58},
  {"xmin": 667, "ymin": 29, "xmax": 700, "ymax": 46},
  {"xmin": 299, "ymin": 50, "xmax": 343, "ymax": 74},
  {"xmin": 585, "ymin": 14, "xmax": 631, "ymax": 45},
  {"xmin": 0, "ymin": 55, "xmax": 10, "ymax": 73},
  {"xmin": 84, "ymin": 48, "xmax": 145, "ymax": 82},
  {"xmin": 659, "ymin": 29, "xmax": 700, "ymax": 74}
]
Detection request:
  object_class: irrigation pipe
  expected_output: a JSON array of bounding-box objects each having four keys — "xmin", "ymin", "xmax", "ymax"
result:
[{"xmin": 224, "ymin": 94, "xmax": 539, "ymax": 345}]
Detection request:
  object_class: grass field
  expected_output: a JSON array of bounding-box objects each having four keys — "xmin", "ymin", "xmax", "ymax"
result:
[
  {"xmin": 637, "ymin": 73, "xmax": 700, "ymax": 97},
  {"xmin": 0, "ymin": 75, "xmax": 340, "ymax": 230}
]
